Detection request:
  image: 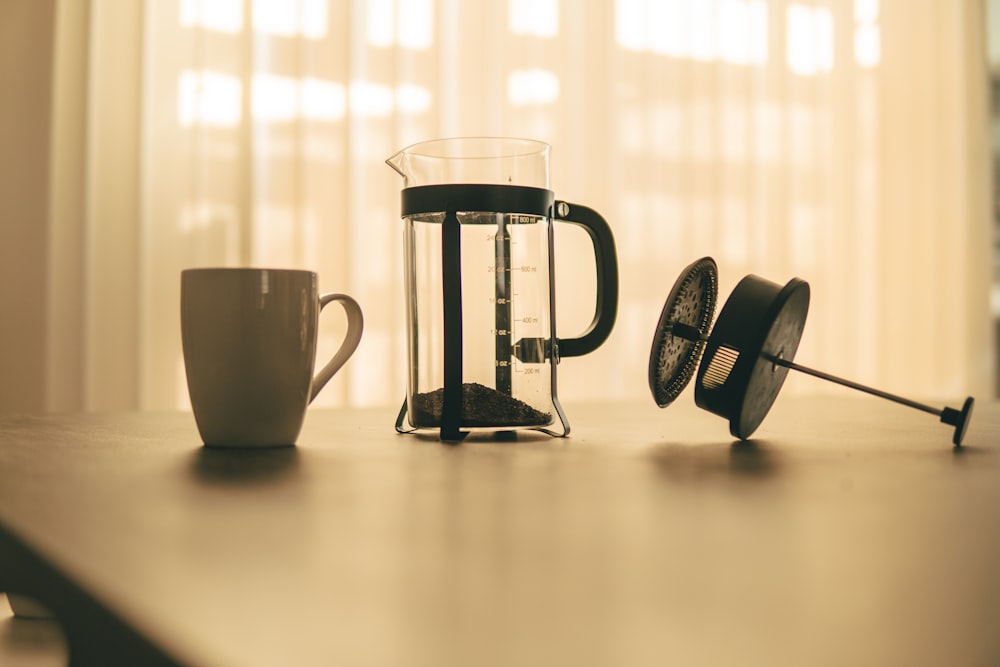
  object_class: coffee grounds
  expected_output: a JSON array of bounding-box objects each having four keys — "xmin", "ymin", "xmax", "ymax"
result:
[{"xmin": 411, "ymin": 382, "xmax": 552, "ymax": 427}]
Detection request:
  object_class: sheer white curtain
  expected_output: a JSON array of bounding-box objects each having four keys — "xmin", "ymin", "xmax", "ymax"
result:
[{"xmin": 40, "ymin": 0, "xmax": 994, "ymax": 412}]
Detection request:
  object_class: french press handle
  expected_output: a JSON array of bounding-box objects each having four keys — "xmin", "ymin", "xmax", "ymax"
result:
[{"xmin": 552, "ymin": 201, "xmax": 619, "ymax": 358}]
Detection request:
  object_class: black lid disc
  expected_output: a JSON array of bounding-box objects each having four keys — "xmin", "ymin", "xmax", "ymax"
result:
[{"xmin": 695, "ymin": 274, "xmax": 810, "ymax": 439}]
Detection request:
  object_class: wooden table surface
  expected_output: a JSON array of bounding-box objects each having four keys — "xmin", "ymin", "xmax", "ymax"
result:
[{"xmin": 1, "ymin": 397, "xmax": 998, "ymax": 666}]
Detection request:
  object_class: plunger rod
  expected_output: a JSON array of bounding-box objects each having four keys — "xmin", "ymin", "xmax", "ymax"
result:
[
  {"xmin": 765, "ymin": 355, "xmax": 940, "ymax": 416},
  {"xmin": 670, "ymin": 321, "xmax": 972, "ymax": 444},
  {"xmin": 766, "ymin": 354, "xmax": 974, "ymax": 445}
]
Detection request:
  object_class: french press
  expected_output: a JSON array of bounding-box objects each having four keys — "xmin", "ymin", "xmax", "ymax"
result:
[{"xmin": 387, "ymin": 138, "xmax": 619, "ymax": 440}]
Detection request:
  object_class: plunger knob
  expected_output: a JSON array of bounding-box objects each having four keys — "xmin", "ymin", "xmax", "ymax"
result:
[{"xmin": 940, "ymin": 397, "xmax": 975, "ymax": 446}]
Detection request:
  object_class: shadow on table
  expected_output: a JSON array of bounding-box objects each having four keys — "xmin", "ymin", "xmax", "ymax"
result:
[
  {"xmin": 645, "ymin": 439, "xmax": 781, "ymax": 483},
  {"xmin": 949, "ymin": 443, "xmax": 995, "ymax": 468},
  {"xmin": 188, "ymin": 445, "xmax": 301, "ymax": 486}
]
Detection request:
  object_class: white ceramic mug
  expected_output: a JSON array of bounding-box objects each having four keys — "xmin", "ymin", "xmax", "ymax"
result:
[{"xmin": 181, "ymin": 268, "xmax": 363, "ymax": 447}]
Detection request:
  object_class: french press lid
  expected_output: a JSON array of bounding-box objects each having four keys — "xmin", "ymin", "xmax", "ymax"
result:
[{"xmin": 650, "ymin": 258, "xmax": 974, "ymax": 446}]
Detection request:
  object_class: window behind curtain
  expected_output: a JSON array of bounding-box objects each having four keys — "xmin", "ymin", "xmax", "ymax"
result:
[{"xmin": 74, "ymin": 0, "xmax": 987, "ymax": 411}]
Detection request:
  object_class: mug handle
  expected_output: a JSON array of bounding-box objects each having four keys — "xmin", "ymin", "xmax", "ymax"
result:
[
  {"xmin": 309, "ymin": 293, "xmax": 364, "ymax": 403},
  {"xmin": 553, "ymin": 201, "xmax": 619, "ymax": 358}
]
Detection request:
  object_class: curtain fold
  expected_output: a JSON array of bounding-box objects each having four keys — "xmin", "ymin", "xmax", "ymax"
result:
[{"xmin": 37, "ymin": 0, "xmax": 994, "ymax": 412}]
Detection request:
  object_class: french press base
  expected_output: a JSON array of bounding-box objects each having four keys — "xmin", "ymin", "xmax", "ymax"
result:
[{"xmin": 392, "ymin": 184, "xmax": 618, "ymax": 443}]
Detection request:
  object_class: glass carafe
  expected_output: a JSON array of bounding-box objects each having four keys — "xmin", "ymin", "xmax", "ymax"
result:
[{"xmin": 387, "ymin": 138, "xmax": 618, "ymax": 440}]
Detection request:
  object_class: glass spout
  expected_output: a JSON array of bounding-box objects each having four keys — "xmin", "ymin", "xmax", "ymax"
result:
[{"xmin": 385, "ymin": 150, "xmax": 406, "ymax": 178}]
